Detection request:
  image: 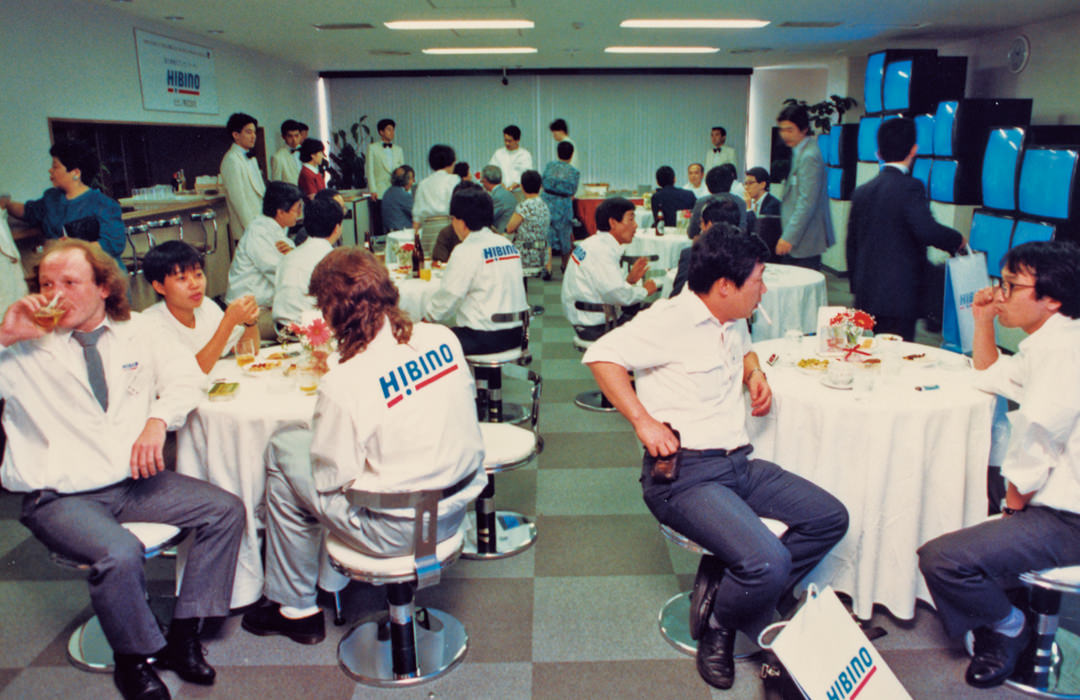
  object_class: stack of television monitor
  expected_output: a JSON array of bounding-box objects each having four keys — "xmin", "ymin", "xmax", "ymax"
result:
[
  {"xmin": 823, "ymin": 123, "xmax": 859, "ymax": 200},
  {"xmin": 970, "ymin": 125, "xmax": 1080, "ymax": 274}
]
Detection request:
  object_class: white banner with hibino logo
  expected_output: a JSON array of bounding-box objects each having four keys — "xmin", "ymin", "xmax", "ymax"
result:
[{"xmin": 759, "ymin": 585, "xmax": 911, "ymax": 700}]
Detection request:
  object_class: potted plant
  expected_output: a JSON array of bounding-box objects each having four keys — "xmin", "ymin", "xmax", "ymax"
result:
[
  {"xmin": 782, "ymin": 95, "xmax": 858, "ymax": 134},
  {"xmin": 327, "ymin": 116, "xmax": 372, "ymax": 190}
]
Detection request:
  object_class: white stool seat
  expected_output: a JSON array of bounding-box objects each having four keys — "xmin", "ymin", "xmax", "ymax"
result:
[
  {"xmin": 1021, "ymin": 566, "xmax": 1080, "ymax": 592},
  {"xmin": 572, "ymin": 335, "xmax": 593, "ymax": 352},
  {"xmin": 657, "ymin": 518, "xmax": 788, "ymax": 657},
  {"xmin": 123, "ymin": 522, "xmax": 182, "ymax": 556},
  {"xmin": 479, "ymin": 423, "xmax": 537, "ymax": 472},
  {"xmin": 326, "ymin": 529, "xmax": 465, "ymax": 586},
  {"xmin": 466, "ymin": 347, "xmax": 524, "ymax": 365}
]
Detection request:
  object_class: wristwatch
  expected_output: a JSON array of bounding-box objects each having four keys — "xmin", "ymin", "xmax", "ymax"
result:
[
  {"xmin": 1002, "ymin": 506, "xmax": 1021, "ymax": 516},
  {"xmin": 746, "ymin": 368, "xmax": 766, "ymax": 384}
]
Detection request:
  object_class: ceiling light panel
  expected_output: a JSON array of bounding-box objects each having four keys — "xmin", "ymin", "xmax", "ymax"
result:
[
  {"xmin": 605, "ymin": 46, "xmax": 720, "ymax": 54},
  {"xmin": 620, "ymin": 19, "xmax": 769, "ymax": 29}
]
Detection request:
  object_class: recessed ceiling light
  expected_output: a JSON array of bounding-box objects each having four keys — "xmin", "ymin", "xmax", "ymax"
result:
[
  {"xmin": 206, "ymin": 29, "xmax": 225, "ymax": 34},
  {"xmin": 605, "ymin": 46, "xmax": 720, "ymax": 54},
  {"xmin": 387, "ymin": 20, "xmax": 534, "ymax": 31},
  {"xmin": 620, "ymin": 19, "xmax": 769, "ymax": 29},
  {"xmin": 164, "ymin": 15, "xmax": 184, "ymax": 21},
  {"xmin": 423, "ymin": 47, "xmax": 537, "ymax": 55}
]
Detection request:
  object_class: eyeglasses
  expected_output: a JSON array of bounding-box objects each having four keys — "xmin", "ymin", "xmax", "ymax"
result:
[{"xmin": 993, "ymin": 278, "xmax": 1035, "ymax": 299}]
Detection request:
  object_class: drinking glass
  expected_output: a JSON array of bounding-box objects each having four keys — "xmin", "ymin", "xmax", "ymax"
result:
[{"xmin": 236, "ymin": 338, "xmax": 257, "ymax": 367}]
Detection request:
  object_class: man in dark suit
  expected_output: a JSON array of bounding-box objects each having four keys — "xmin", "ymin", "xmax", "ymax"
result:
[
  {"xmin": 651, "ymin": 165, "xmax": 697, "ymax": 229},
  {"xmin": 847, "ymin": 117, "xmax": 965, "ymax": 341},
  {"xmin": 743, "ymin": 166, "xmax": 782, "ymax": 254}
]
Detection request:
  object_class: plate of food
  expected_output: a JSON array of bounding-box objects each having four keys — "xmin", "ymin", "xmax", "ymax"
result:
[
  {"xmin": 243, "ymin": 359, "xmax": 283, "ymax": 376},
  {"xmin": 797, "ymin": 357, "xmax": 829, "ymax": 374},
  {"xmin": 901, "ymin": 351, "xmax": 936, "ymax": 367}
]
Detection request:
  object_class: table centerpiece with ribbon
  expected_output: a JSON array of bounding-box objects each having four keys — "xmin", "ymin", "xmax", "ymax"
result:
[
  {"xmin": 827, "ymin": 308, "xmax": 875, "ymax": 360},
  {"xmin": 288, "ymin": 314, "xmax": 334, "ymax": 375}
]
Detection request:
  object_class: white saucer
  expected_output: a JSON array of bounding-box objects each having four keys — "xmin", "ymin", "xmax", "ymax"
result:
[{"xmin": 820, "ymin": 376, "xmax": 853, "ymax": 391}]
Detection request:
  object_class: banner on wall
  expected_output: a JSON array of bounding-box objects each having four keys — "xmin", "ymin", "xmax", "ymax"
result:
[{"xmin": 134, "ymin": 29, "xmax": 219, "ymax": 114}]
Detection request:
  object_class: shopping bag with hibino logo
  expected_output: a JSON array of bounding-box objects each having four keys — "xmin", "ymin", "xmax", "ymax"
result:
[{"xmin": 759, "ymin": 585, "xmax": 911, "ymax": 700}]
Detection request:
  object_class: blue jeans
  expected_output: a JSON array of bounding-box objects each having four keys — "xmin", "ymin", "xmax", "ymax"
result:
[{"xmin": 642, "ymin": 446, "xmax": 848, "ymax": 639}]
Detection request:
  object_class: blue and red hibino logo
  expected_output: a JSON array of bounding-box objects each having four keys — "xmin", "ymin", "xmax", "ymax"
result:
[
  {"xmin": 483, "ymin": 244, "xmax": 520, "ymax": 264},
  {"xmin": 570, "ymin": 246, "xmax": 586, "ymax": 265},
  {"xmin": 166, "ymin": 69, "xmax": 200, "ymax": 96},
  {"xmin": 825, "ymin": 646, "xmax": 877, "ymax": 700},
  {"xmin": 378, "ymin": 343, "xmax": 459, "ymax": 408}
]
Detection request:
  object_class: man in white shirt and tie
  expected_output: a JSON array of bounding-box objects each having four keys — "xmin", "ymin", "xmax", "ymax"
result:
[
  {"xmin": 365, "ymin": 118, "xmax": 404, "ymax": 199},
  {"xmin": 220, "ymin": 112, "xmax": 266, "ymax": 246},
  {"xmin": 488, "ymin": 125, "xmax": 533, "ymax": 191},
  {"xmin": 0, "ymin": 238, "xmax": 244, "ymax": 700},
  {"xmin": 272, "ymin": 197, "xmax": 343, "ymax": 328},
  {"xmin": 270, "ymin": 119, "xmax": 303, "ymax": 184},
  {"xmin": 705, "ymin": 126, "xmax": 738, "ymax": 175}
]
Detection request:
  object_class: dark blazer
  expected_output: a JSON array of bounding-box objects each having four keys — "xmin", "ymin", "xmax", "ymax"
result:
[
  {"xmin": 672, "ymin": 246, "xmax": 692, "ymax": 296},
  {"xmin": 846, "ymin": 166, "xmax": 964, "ymax": 320},
  {"xmin": 746, "ymin": 192, "xmax": 781, "ymax": 235},
  {"xmin": 651, "ymin": 186, "xmax": 697, "ymax": 227}
]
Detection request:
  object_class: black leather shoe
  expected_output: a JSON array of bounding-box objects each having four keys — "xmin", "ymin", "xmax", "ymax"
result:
[
  {"xmin": 965, "ymin": 625, "xmax": 1031, "ymax": 688},
  {"xmin": 155, "ymin": 635, "xmax": 216, "ymax": 685},
  {"xmin": 242, "ymin": 601, "xmax": 325, "ymax": 645},
  {"xmin": 114, "ymin": 659, "xmax": 170, "ymax": 700},
  {"xmin": 697, "ymin": 625, "xmax": 737, "ymax": 689},
  {"xmin": 689, "ymin": 555, "xmax": 725, "ymax": 641}
]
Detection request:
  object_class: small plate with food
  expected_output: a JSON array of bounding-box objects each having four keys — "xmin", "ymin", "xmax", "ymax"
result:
[
  {"xmin": 243, "ymin": 359, "xmax": 283, "ymax": 376},
  {"xmin": 797, "ymin": 357, "xmax": 829, "ymax": 374}
]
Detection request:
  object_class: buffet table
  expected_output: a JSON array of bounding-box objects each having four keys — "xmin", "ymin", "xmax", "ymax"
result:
[{"xmin": 746, "ymin": 338, "xmax": 995, "ymax": 619}]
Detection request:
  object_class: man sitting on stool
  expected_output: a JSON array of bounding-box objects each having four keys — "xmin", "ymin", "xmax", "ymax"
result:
[
  {"xmin": 242, "ymin": 248, "xmax": 486, "ymax": 644},
  {"xmin": 919, "ymin": 240, "xmax": 1080, "ymax": 689},
  {"xmin": 562, "ymin": 197, "xmax": 657, "ymax": 341},
  {"xmin": 0, "ymin": 239, "xmax": 244, "ymax": 700},
  {"xmin": 584, "ymin": 227, "xmax": 848, "ymax": 691},
  {"xmin": 424, "ymin": 183, "xmax": 528, "ymax": 355}
]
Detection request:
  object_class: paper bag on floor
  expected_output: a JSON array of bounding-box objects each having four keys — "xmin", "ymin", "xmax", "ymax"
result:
[{"xmin": 759, "ymin": 585, "xmax": 911, "ymax": 700}]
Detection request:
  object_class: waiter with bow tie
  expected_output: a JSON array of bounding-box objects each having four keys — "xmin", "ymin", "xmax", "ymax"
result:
[
  {"xmin": 366, "ymin": 118, "xmax": 404, "ymax": 199},
  {"xmin": 270, "ymin": 119, "xmax": 303, "ymax": 184},
  {"xmin": 705, "ymin": 126, "xmax": 738, "ymax": 175},
  {"xmin": 220, "ymin": 112, "xmax": 267, "ymax": 247}
]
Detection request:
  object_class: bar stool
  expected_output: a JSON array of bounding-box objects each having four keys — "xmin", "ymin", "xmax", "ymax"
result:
[
  {"xmin": 658, "ymin": 520, "xmax": 788, "ymax": 657},
  {"xmin": 50, "ymin": 522, "xmax": 186, "ymax": 672},
  {"xmin": 463, "ymin": 371, "xmax": 542, "ymax": 559},
  {"xmin": 467, "ymin": 310, "xmax": 537, "ymax": 424},
  {"xmin": 190, "ymin": 209, "xmax": 222, "ymax": 256},
  {"xmin": 326, "ymin": 487, "xmax": 469, "ymax": 687},
  {"xmin": 1004, "ymin": 565, "xmax": 1080, "ymax": 697},
  {"xmin": 571, "ymin": 301, "xmax": 619, "ymax": 412}
]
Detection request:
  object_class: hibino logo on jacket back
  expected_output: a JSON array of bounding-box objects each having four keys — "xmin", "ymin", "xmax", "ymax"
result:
[
  {"xmin": 482, "ymin": 244, "xmax": 520, "ymax": 264},
  {"xmin": 825, "ymin": 646, "xmax": 877, "ymax": 700},
  {"xmin": 378, "ymin": 344, "xmax": 460, "ymax": 408}
]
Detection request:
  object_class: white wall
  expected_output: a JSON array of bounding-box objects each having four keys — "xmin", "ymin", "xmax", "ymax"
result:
[
  {"xmin": 327, "ymin": 73, "xmax": 750, "ymax": 190},
  {"xmin": 746, "ymin": 67, "xmax": 828, "ymax": 175},
  {"xmin": 0, "ymin": 0, "xmax": 317, "ymax": 200}
]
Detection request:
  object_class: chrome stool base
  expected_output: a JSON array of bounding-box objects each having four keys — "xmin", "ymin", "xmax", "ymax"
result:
[
  {"xmin": 574, "ymin": 390, "xmax": 616, "ymax": 412},
  {"xmin": 462, "ymin": 509, "xmax": 538, "ymax": 560},
  {"xmin": 338, "ymin": 608, "xmax": 468, "ymax": 687},
  {"xmin": 498, "ymin": 402, "xmax": 530, "ymax": 425},
  {"xmin": 66, "ymin": 615, "xmax": 115, "ymax": 672},
  {"xmin": 658, "ymin": 592, "xmax": 768, "ymax": 658}
]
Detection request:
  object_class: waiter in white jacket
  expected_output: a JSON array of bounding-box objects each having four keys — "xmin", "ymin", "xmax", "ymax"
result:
[
  {"xmin": 562, "ymin": 197, "xmax": 658, "ymax": 341},
  {"xmin": 365, "ymin": 118, "xmax": 404, "ymax": 198},
  {"xmin": 0, "ymin": 239, "xmax": 244, "ymax": 700},
  {"xmin": 220, "ymin": 112, "xmax": 266, "ymax": 246},
  {"xmin": 424, "ymin": 183, "xmax": 527, "ymax": 355}
]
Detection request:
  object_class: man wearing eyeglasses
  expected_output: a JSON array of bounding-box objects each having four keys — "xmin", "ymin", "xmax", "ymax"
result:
[{"xmin": 919, "ymin": 240, "xmax": 1080, "ymax": 689}]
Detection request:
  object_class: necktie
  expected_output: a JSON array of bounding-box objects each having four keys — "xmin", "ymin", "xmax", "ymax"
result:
[
  {"xmin": 713, "ymin": 148, "xmax": 722, "ymax": 153},
  {"xmin": 290, "ymin": 148, "xmax": 299, "ymax": 154},
  {"xmin": 245, "ymin": 150, "xmax": 257, "ymax": 159},
  {"xmin": 383, "ymin": 143, "xmax": 393, "ymax": 148},
  {"xmin": 72, "ymin": 327, "xmax": 108, "ymax": 411}
]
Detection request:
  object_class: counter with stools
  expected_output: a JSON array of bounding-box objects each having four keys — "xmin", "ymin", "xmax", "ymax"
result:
[
  {"xmin": 658, "ymin": 520, "xmax": 788, "ymax": 657},
  {"xmin": 50, "ymin": 522, "xmax": 185, "ymax": 672},
  {"xmin": 571, "ymin": 301, "xmax": 618, "ymax": 412},
  {"xmin": 463, "ymin": 373, "xmax": 542, "ymax": 559},
  {"xmin": 1005, "ymin": 566, "xmax": 1080, "ymax": 697},
  {"xmin": 327, "ymin": 488, "xmax": 469, "ymax": 687},
  {"xmin": 467, "ymin": 310, "xmax": 534, "ymax": 424}
]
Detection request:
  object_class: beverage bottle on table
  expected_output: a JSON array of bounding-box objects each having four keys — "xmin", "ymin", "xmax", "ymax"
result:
[
  {"xmin": 412, "ymin": 231, "xmax": 423, "ymax": 278},
  {"xmin": 655, "ymin": 211, "xmax": 664, "ymax": 236}
]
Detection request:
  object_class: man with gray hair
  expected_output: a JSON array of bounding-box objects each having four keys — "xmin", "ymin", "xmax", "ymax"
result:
[
  {"xmin": 481, "ymin": 164, "xmax": 517, "ymax": 232},
  {"xmin": 380, "ymin": 165, "xmax": 414, "ymax": 233}
]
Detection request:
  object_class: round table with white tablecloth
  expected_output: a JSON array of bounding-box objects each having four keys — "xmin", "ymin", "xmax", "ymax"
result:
[
  {"xmin": 176, "ymin": 347, "xmax": 323, "ymax": 607},
  {"xmin": 389, "ymin": 268, "xmax": 443, "ymax": 322},
  {"xmin": 385, "ymin": 229, "xmax": 415, "ymax": 269},
  {"xmin": 745, "ymin": 338, "xmax": 995, "ymax": 620},
  {"xmin": 624, "ymin": 228, "xmax": 692, "ymax": 271},
  {"xmin": 751, "ymin": 263, "xmax": 828, "ymax": 341}
]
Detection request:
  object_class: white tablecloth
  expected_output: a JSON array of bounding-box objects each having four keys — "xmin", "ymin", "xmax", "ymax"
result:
[
  {"xmin": 625, "ymin": 228, "xmax": 692, "ymax": 271},
  {"xmin": 746, "ymin": 339, "xmax": 995, "ymax": 619},
  {"xmin": 390, "ymin": 269, "xmax": 443, "ymax": 321},
  {"xmin": 633, "ymin": 206, "xmax": 654, "ymax": 232},
  {"xmin": 176, "ymin": 348, "xmax": 318, "ymax": 607},
  {"xmin": 751, "ymin": 263, "xmax": 829, "ymax": 341}
]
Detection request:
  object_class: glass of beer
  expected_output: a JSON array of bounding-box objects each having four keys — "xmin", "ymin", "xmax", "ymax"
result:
[
  {"xmin": 235, "ymin": 338, "xmax": 257, "ymax": 367},
  {"xmin": 33, "ymin": 294, "xmax": 65, "ymax": 332}
]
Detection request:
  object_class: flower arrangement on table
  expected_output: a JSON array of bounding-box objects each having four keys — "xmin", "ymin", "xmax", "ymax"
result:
[
  {"xmin": 828, "ymin": 308, "xmax": 875, "ymax": 360},
  {"xmin": 288, "ymin": 315, "xmax": 334, "ymax": 375},
  {"xmin": 396, "ymin": 242, "xmax": 414, "ymax": 271}
]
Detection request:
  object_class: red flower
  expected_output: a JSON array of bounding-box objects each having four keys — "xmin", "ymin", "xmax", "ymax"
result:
[
  {"xmin": 852, "ymin": 311, "xmax": 875, "ymax": 329},
  {"xmin": 304, "ymin": 317, "xmax": 332, "ymax": 347}
]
